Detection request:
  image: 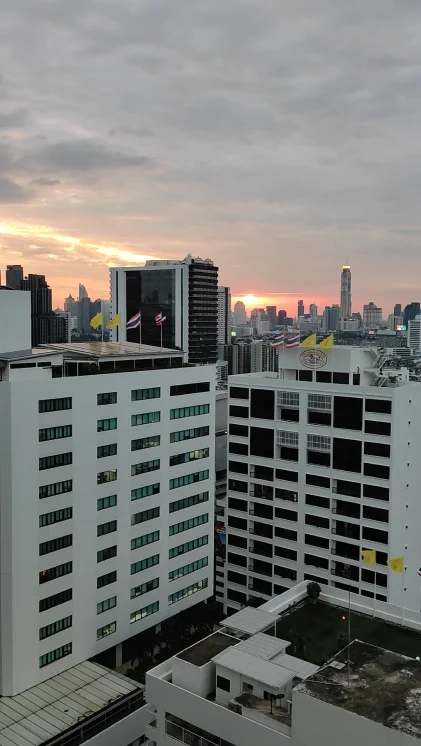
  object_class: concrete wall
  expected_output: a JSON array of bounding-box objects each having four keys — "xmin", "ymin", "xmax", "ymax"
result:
[
  {"xmin": 172, "ymin": 656, "xmax": 215, "ymax": 698},
  {"xmin": 84, "ymin": 704, "xmax": 150, "ymax": 746},
  {"xmin": 0, "ymin": 291, "xmax": 31, "ymax": 353}
]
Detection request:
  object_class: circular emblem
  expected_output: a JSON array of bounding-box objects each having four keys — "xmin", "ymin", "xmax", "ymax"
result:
[{"xmin": 299, "ymin": 349, "xmax": 327, "ymax": 369}]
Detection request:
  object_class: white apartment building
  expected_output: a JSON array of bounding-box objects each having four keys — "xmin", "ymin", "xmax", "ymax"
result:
[
  {"xmin": 0, "ymin": 291, "xmax": 215, "ymax": 696},
  {"xmin": 145, "ymin": 582, "xmax": 421, "ymax": 746},
  {"xmin": 224, "ymin": 345, "xmax": 421, "ymax": 614},
  {"xmin": 408, "ymin": 316, "xmax": 421, "ymax": 352}
]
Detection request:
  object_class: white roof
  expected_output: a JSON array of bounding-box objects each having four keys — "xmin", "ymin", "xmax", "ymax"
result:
[
  {"xmin": 223, "ymin": 607, "xmax": 278, "ymax": 635},
  {"xmin": 272, "ymin": 653, "xmax": 319, "ymax": 680},
  {"xmin": 213, "ymin": 648, "xmax": 293, "ymax": 690},
  {"xmin": 0, "ymin": 661, "xmax": 141, "ymax": 746},
  {"xmin": 236, "ymin": 634, "xmax": 290, "ymax": 660}
]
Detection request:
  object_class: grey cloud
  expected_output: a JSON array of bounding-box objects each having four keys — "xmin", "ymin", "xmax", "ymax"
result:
[
  {"xmin": 109, "ymin": 126, "xmax": 153, "ymax": 138},
  {"xmin": 30, "ymin": 139, "xmax": 156, "ymax": 173},
  {"xmin": 0, "ymin": 176, "xmax": 32, "ymax": 203},
  {"xmin": 33, "ymin": 176, "xmax": 61, "ymax": 185},
  {"xmin": 0, "ymin": 108, "xmax": 29, "ymax": 128}
]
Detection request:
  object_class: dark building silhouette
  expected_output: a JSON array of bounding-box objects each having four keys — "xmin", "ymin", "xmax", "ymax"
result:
[
  {"xmin": 6, "ymin": 265, "xmax": 24, "ymax": 290},
  {"xmin": 20, "ymin": 274, "xmax": 66, "ymax": 346},
  {"xmin": 403, "ymin": 302, "xmax": 421, "ymax": 329},
  {"xmin": 394, "ymin": 303, "xmax": 402, "ymax": 317}
]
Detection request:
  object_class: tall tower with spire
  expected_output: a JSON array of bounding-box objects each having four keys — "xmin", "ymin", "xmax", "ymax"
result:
[{"xmin": 340, "ymin": 262, "xmax": 352, "ymax": 320}]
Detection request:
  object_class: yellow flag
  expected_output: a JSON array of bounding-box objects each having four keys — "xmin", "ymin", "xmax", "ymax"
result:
[
  {"xmin": 301, "ymin": 333, "xmax": 317, "ymax": 348},
  {"xmin": 90, "ymin": 312, "xmax": 103, "ymax": 329},
  {"xmin": 361, "ymin": 550, "xmax": 376, "ymax": 566},
  {"xmin": 319, "ymin": 334, "xmax": 334, "ymax": 349},
  {"xmin": 106, "ymin": 313, "xmax": 121, "ymax": 329},
  {"xmin": 388, "ymin": 557, "xmax": 404, "ymax": 573}
]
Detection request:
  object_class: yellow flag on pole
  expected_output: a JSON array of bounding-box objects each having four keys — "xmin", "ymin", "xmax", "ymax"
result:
[
  {"xmin": 301, "ymin": 333, "xmax": 317, "ymax": 348},
  {"xmin": 361, "ymin": 550, "xmax": 376, "ymax": 566},
  {"xmin": 388, "ymin": 557, "xmax": 404, "ymax": 573},
  {"xmin": 319, "ymin": 334, "xmax": 334, "ymax": 349},
  {"xmin": 90, "ymin": 312, "xmax": 103, "ymax": 329},
  {"xmin": 106, "ymin": 313, "xmax": 121, "ymax": 329}
]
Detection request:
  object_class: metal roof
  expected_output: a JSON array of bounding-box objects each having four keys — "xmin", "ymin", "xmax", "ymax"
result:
[
  {"xmin": 236, "ymin": 634, "xmax": 290, "ymax": 660},
  {"xmin": 44, "ymin": 342, "xmax": 180, "ymax": 358},
  {"xmin": 213, "ymin": 648, "xmax": 294, "ymax": 690},
  {"xmin": 273, "ymin": 654, "xmax": 319, "ymax": 680},
  {"xmin": 223, "ymin": 607, "xmax": 278, "ymax": 636},
  {"xmin": 0, "ymin": 661, "xmax": 140, "ymax": 746}
]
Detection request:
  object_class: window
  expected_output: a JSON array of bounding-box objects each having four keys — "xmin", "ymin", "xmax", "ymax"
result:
[
  {"xmin": 365, "ymin": 420, "xmax": 391, "ymax": 436},
  {"xmin": 170, "ymin": 382, "xmax": 210, "ymax": 396},
  {"xmin": 364, "ymin": 442, "xmax": 390, "ymax": 458},
  {"xmin": 335, "ymin": 479, "xmax": 361, "ymax": 498},
  {"xmin": 250, "ymin": 389, "xmax": 274, "ymax": 420},
  {"xmin": 332, "ymin": 438, "xmax": 362, "ymax": 473},
  {"xmin": 280, "ymin": 407, "xmax": 299, "ymax": 422},
  {"xmin": 171, "ymin": 426, "xmax": 209, "ymax": 443},
  {"xmin": 275, "ymin": 468, "xmax": 298, "ymax": 483},
  {"xmin": 39, "ymin": 588, "xmax": 72, "ymax": 612},
  {"xmin": 39, "ymin": 507, "xmax": 73, "ymax": 527},
  {"xmin": 97, "ymin": 494, "xmax": 117, "ymax": 511},
  {"xmin": 97, "ymin": 596, "xmax": 117, "ymax": 614},
  {"xmin": 306, "ymin": 474, "xmax": 330, "ymax": 488},
  {"xmin": 39, "ymin": 397, "xmax": 72, "ymax": 413},
  {"xmin": 229, "ymin": 460, "xmax": 248, "ymax": 475},
  {"xmin": 169, "ymin": 513, "xmax": 208, "ymax": 536},
  {"xmin": 97, "ymin": 520, "xmax": 117, "ymax": 536},
  {"xmin": 228, "ymin": 515, "xmax": 247, "ymax": 531},
  {"xmin": 97, "ymin": 444, "xmax": 117, "ymax": 459},
  {"xmin": 227, "ymin": 588, "xmax": 247, "ymax": 603},
  {"xmin": 169, "ymin": 470, "xmax": 209, "ymax": 490},
  {"xmin": 229, "ymin": 441, "xmax": 248, "ymax": 456},
  {"xmin": 333, "ymin": 372, "xmax": 349, "ymax": 384},
  {"xmin": 40, "ymin": 615, "xmax": 72, "ymax": 641},
  {"xmin": 229, "ymin": 497, "xmax": 248, "ymax": 513},
  {"xmin": 334, "ymin": 396, "xmax": 363, "ymax": 431},
  {"xmin": 39, "ymin": 534, "xmax": 72, "ymax": 556},
  {"xmin": 130, "ymin": 601, "xmax": 159, "ymax": 624},
  {"xmin": 362, "ymin": 505, "xmax": 389, "ymax": 523},
  {"xmin": 169, "ymin": 556, "xmax": 209, "ymax": 582},
  {"xmin": 316, "ymin": 371, "xmax": 332, "ymax": 383},
  {"xmin": 308, "ymin": 410, "xmax": 331, "ymax": 426},
  {"xmin": 169, "ymin": 535, "xmax": 209, "ymax": 559},
  {"xmin": 131, "ymin": 483, "xmax": 160, "ymax": 501},
  {"xmin": 131, "ymin": 507, "xmax": 160, "ymax": 526},
  {"xmin": 97, "ymin": 392, "xmax": 117, "ymax": 405},
  {"xmin": 97, "ymin": 469, "xmax": 117, "ymax": 485},
  {"xmin": 39, "ymin": 453, "xmax": 72, "ymax": 471},
  {"xmin": 170, "ymin": 448, "xmax": 209, "ymax": 467},
  {"xmin": 131, "ymin": 387, "xmax": 161, "ymax": 401},
  {"xmin": 275, "ymin": 526, "xmax": 297, "ymax": 541},
  {"xmin": 299, "ymin": 370, "xmax": 312, "ymax": 381},
  {"xmin": 229, "ymin": 405, "xmax": 249, "ymax": 419},
  {"xmin": 131, "ymin": 554, "xmax": 159, "ymax": 575},
  {"xmin": 307, "ymin": 450, "xmax": 330, "ymax": 467},
  {"xmin": 365, "ymin": 399, "xmax": 392, "ymax": 415},
  {"xmin": 97, "ymin": 621, "xmax": 116, "ymax": 639},
  {"xmin": 131, "ymin": 412, "xmax": 160, "ymax": 426},
  {"xmin": 132, "ymin": 434, "xmax": 161, "ymax": 451},
  {"xmin": 40, "ymin": 642, "xmax": 72, "ymax": 668},
  {"xmin": 306, "ymin": 494, "xmax": 330, "ymax": 509},
  {"xmin": 305, "ymin": 534, "xmax": 329, "ymax": 549},
  {"xmin": 39, "ymin": 480, "xmax": 72, "ymax": 499},
  {"xmin": 363, "ymin": 463, "xmax": 390, "ymax": 480},
  {"xmin": 307, "ymin": 434, "xmax": 331, "ymax": 451},
  {"xmin": 275, "ymin": 507, "xmax": 297, "ymax": 522},
  {"xmin": 277, "ymin": 431, "xmax": 299, "ymax": 447},
  {"xmin": 39, "ymin": 561, "xmax": 72, "ymax": 585},
  {"xmin": 363, "ymin": 484, "xmax": 389, "ymax": 502},
  {"xmin": 305, "ymin": 553, "xmax": 329, "ymax": 569},
  {"xmin": 229, "ymin": 423, "xmax": 248, "ymax": 437},
  {"xmin": 131, "ymin": 458, "xmax": 160, "ymax": 476},
  {"xmin": 278, "ymin": 392, "xmax": 299, "ymax": 408},
  {"xmin": 227, "ymin": 552, "xmax": 247, "ymax": 567},
  {"xmin": 305, "ymin": 514, "xmax": 329, "ymax": 530},
  {"xmin": 229, "ymin": 479, "xmax": 247, "ymax": 494},
  {"xmin": 170, "ymin": 491, "xmax": 209, "ymax": 513},
  {"xmin": 168, "ymin": 578, "xmax": 208, "ymax": 605},
  {"xmin": 228, "ymin": 534, "xmax": 247, "ymax": 549},
  {"xmin": 275, "ymin": 546, "xmax": 297, "ymax": 561},
  {"xmin": 275, "ymin": 488, "xmax": 297, "ymax": 502},
  {"xmin": 97, "ymin": 418, "xmax": 117, "ymax": 432},
  {"xmin": 274, "ymin": 565, "xmax": 297, "ymax": 580},
  {"xmin": 131, "ymin": 577, "xmax": 160, "ymax": 599},
  {"xmin": 230, "ymin": 387, "xmax": 249, "ymax": 400},
  {"xmin": 97, "ymin": 571, "xmax": 117, "ymax": 588},
  {"xmin": 217, "ymin": 676, "xmax": 231, "ymax": 692},
  {"xmin": 131, "ymin": 531, "xmax": 160, "ymax": 551},
  {"xmin": 250, "ymin": 427, "xmax": 274, "ymax": 459},
  {"xmin": 97, "ymin": 545, "xmax": 117, "ymax": 562},
  {"xmin": 39, "ymin": 425, "xmax": 72, "ymax": 442},
  {"xmin": 170, "ymin": 404, "xmax": 210, "ymax": 419}
]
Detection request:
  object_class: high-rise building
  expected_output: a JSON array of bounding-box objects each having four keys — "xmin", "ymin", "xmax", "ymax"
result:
[
  {"xmin": 297, "ymin": 300, "xmax": 304, "ymax": 318},
  {"xmin": 330, "ymin": 304, "xmax": 341, "ymax": 331},
  {"xmin": 6, "ymin": 264, "xmax": 23, "ymax": 290},
  {"xmin": 408, "ymin": 316, "xmax": 421, "ymax": 352},
  {"xmin": 217, "ymin": 286, "xmax": 231, "ymax": 345},
  {"xmin": 340, "ymin": 263, "xmax": 352, "ymax": 320},
  {"xmin": 309, "ymin": 303, "xmax": 318, "ymax": 322},
  {"xmin": 233, "ymin": 301, "xmax": 247, "ymax": 327},
  {"xmin": 78, "ymin": 283, "xmax": 88, "ymax": 301},
  {"xmin": 64, "ymin": 293, "xmax": 76, "ymax": 316},
  {"xmin": 403, "ymin": 302, "xmax": 421, "ymax": 329},
  {"xmin": 394, "ymin": 303, "xmax": 402, "ymax": 318},
  {"xmin": 110, "ymin": 256, "xmax": 218, "ymax": 364},
  {"xmin": 77, "ymin": 296, "xmax": 92, "ymax": 332},
  {"xmin": 250, "ymin": 309, "xmax": 270, "ymax": 335},
  {"xmin": 266, "ymin": 306, "xmax": 277, "ymax": 330},
  {"xmin": 20, "ymin": 273, "xmax": 67, "ymax": 346},
  {"xmin": 278, "ymin": 309, "xmax": 287, "ymax": 321},
  {"xmin": 225, "ymin": 345, "xmax": 421, "ymax": 613},
  {"xmin": 363, "ymin": 302, "xmax": 382, "ymax": 329},
  {"xmin": 0, "ymin": 290, "xmax": 215, "ymax": 695}
]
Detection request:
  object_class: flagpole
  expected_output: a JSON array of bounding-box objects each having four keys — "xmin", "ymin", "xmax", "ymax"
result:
[
  {"xmin": 160, "ymin": 321, "xmax": 163, "ymax": 351},
  {"xmin": 347, "ymin": 587, "xmax": 351, "ymax": 687},
  {"xmin": 402, "ymin": 562, "xmax": 406, "ymax": 626}
]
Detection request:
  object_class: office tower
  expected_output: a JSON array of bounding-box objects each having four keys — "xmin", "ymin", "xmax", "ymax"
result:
[
  {"xmin": 78, "ymin": 283, "xmax": 88, "ymax": 301},
  {"xmin": 363, "ymin": 302, "xmax": 382, "ymax": 329},
  {"xmin": 394, "ymin": 303, "xmax": 402, "ymax": 318},
  {"xmin": 225, "ymin": 345, "xmax": 421, "ymax": 613},
  {"xmin": 297, "ymin": 300, "xmax": 304, "ymax": 318},
  {"xmin": 278, "ymin": 309, "xmax": 287, "ymax": 321},
  {"xmin": 266, "ymin": 306, "xmax": 277, "ymax": 330},
  {"xmin": 217, "ymin": 286, "xmax": 232, "ymax": 345},
  {"xmin": 0, "ymin": 290, "xmax": 215, "ymax": 695},
  {"xmin": 77, "ymin": 296, "xmax": 92, "ymax": 332},
  {"xmin": 20, "ymin": 273, "xmax": 67, "ymax": 346},
  {"xmin": 340, "ymin": 264, "xmax": 352, "ymax": 320},
  {"xmin": 250, "ymin": 309, "xmax": 270, "ymax": 335},
  {"xmin": 111, "ymin": 256, "xmax": 218, "ymax": 365},
  {"xmin": 6, "ymin": 264, "xmax": 23, "ymax": 290},
  {"xmin": 322, "ymin": 306, "xmax": 331, "ymax": 332},
  {"xmin": 403, "ymin": 302, "xmax": 421, "ymax": 329},
  {"xmin": 64, "ymin": 294, "xmax": 76, "ymax": 316},
  {"xmin": 309, "ymin": 303, "xmax": 318, "ymax": 322},
  {"xmin": 101, "ymin": 299, "xmax": 112, "ymax": 327},
  {"xmin": 388, "ymin": 313, "xmax": 403, "ymax": 331},
  {"xmin": 233, "ymin": 301, "xmax": 247, "ymax": 327},
  {"xmin": 330, "ymin": 304, "xmax": 341, "ymax": 331},
  {"xmin": 408, "ymin": 316, "xmax": 421, "ymax": 352}
]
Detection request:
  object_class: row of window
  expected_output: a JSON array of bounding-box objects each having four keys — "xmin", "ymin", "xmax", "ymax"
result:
[
  {"xmin": 39, "ymin": 397, "xmax": 72, "ymax": 413},
  {"xmin": 40, "ymin": 534, "xmax": 72, "ymax": 556},
  {"xmin": 132, "ymin": 412, "xmax": 160, "ymax": 427},
  {"xmin": 97, "ymin": 418, "xmax": 117, "ymax": 432},
  {"xmin": 169, "ymin": 448, "xmax": 209, "ymax": 467},
  {"xmin": 130, "ymin": 601, "xmax": 159, "ymax": 625},
  {"xmin": 39, "ymin": 588, "xmax": 72, "ymax": 612},
  {"xmin": 169, "ymin": 470, "xmax": 209, "ymax": 490},
  {"xmin": 131, "ymin": 507, "xmax": 160, "ymax": 526},
  {"xmin": 40, "ymin": 615, "xmax": 72, "ymax": 641},
  {"xmin": 169, "ymin": 513, "xmax": 209, "ymax": 536},
  {"xmin": 169, "ymin": 491, "xmax": 209, "ymax": 513},
  {"xmin": 132, "ymin": 483, "xmax": 160, "ymax": 501},
  {"xmin": 170, "ymin": 426, "xmax": 210, "ymax": 443},
  {"xmin": 40, "ymin": 561, "xmax": 73, "ymax": 585},
  {"xmin": 98, "ymin": 520, "xmax": 117, "ymax": 537},
  {"xmin": 39, "ymin": 425, "xmax": 72, "ymax": 442},
  {"xmin": 168, "ymin": 578, "xmax": 208, "ymax": 605},
  {"xmin": 97, "ymin": 595, "xmax": 117, "ymax": 614},
  {"xmin": 98, "ymin": 494, "xmax": 117, "ymax": 511},
  {"xmin": 170, "ymin": 404, "xmax": 210, "ymax": 420},
  {"xmin": 131, "ymin": 530, "xmax": 160, "ymax": 551},
  {"xmin": 169, "ymin": 556, "xmax": 208, "ymax": 582},
  {"xmin": 40, "ymin": 642, "xmax": 72, "ymax": 668},
  {"xmin": 131, "ymin": 553, "xmax": 160, "ymax": 575},
  {"xmin": 132, "ymin": 435, "xmax": 160, "ymax": 451},
  {"xmin": 39, "ymin": 453, "xmax": 72, "ymax": 471},
  {"xmin": 98, "ymin": 443, "xmax": 117, "ymax": 458},
  {"xmin": 131, "ymin": 577, "xmax": 159, "ymax": 600},
  {"xmin": 131, "ymin": 459, "xmax": 160, "ymax": 477},
  {"xmin": 39, "ymin": 507, "xmax": 73, "ymax": 527},
  {"xmin": 169, "ymin": 534, "xmax": 209, "ymax": 559},
  {"xmin": 97, "ymin": 621, "xmax": 116, "ymax": 640},
  {"xmin": 39, "ymin": 479, "xmax": 73, "ymax": 499}
]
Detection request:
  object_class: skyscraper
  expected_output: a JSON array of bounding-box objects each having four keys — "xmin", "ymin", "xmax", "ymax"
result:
[
  {"xmin": 266, "ymin": 305, "xmax": 277, "ymax": 329},
  {"xmin": 340, "ymin": 263, "xmax": 352, "ymax": 320},
  {"xmin": 403, "ymin": 302, "xmax": 421, "ymax": 329},
  {"xmin": 64, "ymin": 294, "xmax": 76, "ymax": 315},
  {"xmin": 363, "ymin": 302, "xmax": 382, "ymax": 329},
  {"xmin": 394, "ymin": 303, "xmax": 402, "ymax": 318},
  {"xmin": 217, "ymin": 286, "xmax": 231, "ymax": 344},
  {"xmin": 309, "ymin": 303, "xmax": 318, "ymax": 322},
  {"xmin": 297, "ymin": 300, "xmax": 304, "ymax": 318},
  {"xmin": 6, "ymin": 265, "xmax": 23, "ymax": 290},
  {"xmin": 233, "ymin": 301, "xmax": 247, "ymax": 326},
  {"xmin": 20, "ymin": 273, "xmax": 66, "ymax": 346},
  {"xmin": 78, "ymin": 283, "xmax": 88, "ymax": 300}
]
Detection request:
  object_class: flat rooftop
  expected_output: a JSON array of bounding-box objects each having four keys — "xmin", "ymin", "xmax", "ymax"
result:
[
  {"xmin": 176, "ymin": 632, "xmax": 239, "ymax": 667},
  {"xmin": 44, "ymin": 341, "xmax": 181, "ymax": 358},
  {"xmin": 222, "ymin": 607, "xmax": 279, "ymax": 636},
  {"xmin": 299, "ymin": 640, "xmax": 421, "ymax": 739}
]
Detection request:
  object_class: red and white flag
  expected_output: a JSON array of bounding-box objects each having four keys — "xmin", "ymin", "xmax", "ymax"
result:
[
  {"xmin": 286, "ymin": 334, "xmax": 300, "ymax": 348},
  {"xmin": 271, "ymin": 333, "xmax": 285, "ymax": 348}
]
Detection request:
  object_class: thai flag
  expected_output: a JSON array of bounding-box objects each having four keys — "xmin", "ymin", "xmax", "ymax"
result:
[
  {"xmin": 286, "ymin": 334, "xmax": 300, "ymax": 348},
  {"xmin": 155, "ymin": 312, "xmax": 167, "ymax": 326},
  {"xmin": 271, "ymin": 333, "xmax": 284, "ymax": 348},
  {"xmin": 126, "ymin": 311, "xmax": 141, "ymax": 329}
]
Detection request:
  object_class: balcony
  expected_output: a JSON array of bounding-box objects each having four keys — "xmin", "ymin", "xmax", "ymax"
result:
[
  {"xmin": 333, "ymin": 521, "xmax": 360, "ymax": 541},
  {"xmin": 165, "ymin": 718, "xmax": 234, "ymax": 746}
]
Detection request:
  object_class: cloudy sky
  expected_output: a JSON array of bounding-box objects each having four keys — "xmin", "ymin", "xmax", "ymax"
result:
[{"xmin": 1, "ymin": 0, "xmax": 421, "ymax": 314}]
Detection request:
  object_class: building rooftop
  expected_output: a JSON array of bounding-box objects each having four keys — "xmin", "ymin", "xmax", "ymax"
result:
[
  {"xmin": 222, "ymin": 607, "xmax": 278, "ymax": 636},
  {"xmin": 44, "ymin": 341, "xmax": 181, "ymax": 359},
  {"xmin": 176, "ymin": 632, "xmax": 239, "ymax": 667},
  {"xmin": 234, "ymin": 633, "xmax": 290, "ymax": 660},
  {"xmin": 213, "ymin": 647, "xmax": 296, "ymax": 690},
  {"xmin": 0, "ymin": 661, "xmax": 143, "ymax": 746},
  {"xmin": 299, "ymin": 640, "xmax": 421, "ymax": 739}
]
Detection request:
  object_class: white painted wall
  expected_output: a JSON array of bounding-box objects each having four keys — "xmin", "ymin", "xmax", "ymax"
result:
[{"xmin": 0, "ymin": 291, "xmax": 31, "ymax": 353}]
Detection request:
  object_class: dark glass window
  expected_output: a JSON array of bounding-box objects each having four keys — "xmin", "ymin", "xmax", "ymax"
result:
[
  {"xmin": 363, "ymin": 463, "xmax": 390, "ymax": 480},
  {"xmin": 365, "ymin": 399, "xmax": 392, "ymax": 414},
  {"xmin": 230, "ymin": 387, "xmax": 249, "ymax": 400},
  {"xmin": 229, "ymin": 442, "xmax": 248, "ymax": 456},
  {"xmin": 363, "ymin": 505, "xmax": 389, "ymax": 523},
  {"xmin": 227, "ymin": 552, "xmax": 247, "ymax": 567},
  {"xmin": 126, "ymin": 268, "xmax": 176, "ymax": 348},
  {"xmin": 170, "ymin": 382, "xmax": 210, "ymax": 396},
  {"xmin": 229, "ymin": 461, "xmax": 248, "ymax": 475},
  {"xmin": 306, "ymin": 474, "xmax": 330, "ymax": 488},
  {"xmin": 333, "ymin": 372, "xmax": 349, "ymax": 384},
  {"xmin": 333, "ymin": 438, "xmax": 362, "ymax": 473},
  {"xmin": 228, "ymin": 497, "xmax": 248, "ymax": 512},
  {"xmin": 363, "ymin": 484, "xmax": 389, "ymax": 502},
  {"xmin": 253, "ymin": 542, "xmax": 272, "ymax": 559},
  {"xmin": 227, "ymin": 588, "xmax": 246, "ymax": 604},
  {"xmin": 306, "ymin": 493, "xmax": 330, "ymax": 509},
  {"xmin": 305, "ymin": 514, "xmax": 329, "ymax": 529},
  {"xmin": 305, "ymin": 553, "xmax": 329, "ymax": 569},
  {"xmin": 280, "ymin": 408, "xmax": 299, "ymax": 422},
  {"xmin": 250, "ymin": 389, "xmax": 274, "ymax": 420},
  {"xmin": 275, "ymin": 469, "xmax": 298, "ymax": 483},
  {"xmin": 227, "ymin": 570, "xmax": 247, "ymax": 586},
  {"xmin": 250, "ymin": 427, "xmax": 274, "ymax": 459},
  {"xmin": 274, "ymin": 565, "xmax": 297, "ymax": 580},
  {"xmin": 353, "ymin": 373, "xmax": 360, "ymax": 385},
  {"xmin": 334, "ymin": 396, "xmax": 362, "ymax": 430},
  {"xmin": 229, "ymin": 479, "xmax": 248, "ymax": 494},
  {"xmin": 275, "ymin": 507, "xmax": 297, "ymax": 522},
  {"xmin": 275, "ymin": 488, "xmax": 298, "ymax": 502},
  {"xmin": 299, "ymin": 370, "xmax": 312, "ymax": 381},
  {"xmin": 365, "ymin": 421, "xmax": 391, "ymax": 437},
  {"xmin": 280, "ymin": 446, "xmax": 299, "ymax": 462},
  {"xmin": 307, "ymin": 450, "xmax": 330, "ymax": 467},
  {"xmin": 275, "ymin": 526, "xmax": 297, "ymax": 541},
  {"xmin": 229, "ymin": 423, "xmax": 248, "ymax": 437},
  {"xmin": 362, "ymin": 526, "xmax": 388, "ymax": 544},
  {"xmin": 305, "ymin": 534, "xmax": 329, "ymax": 549},
  {"xmin": 253, "ymin": 522, "xmax": 273, "ymax": 539},
  {"xmin": 216, "ymin": 675, "xmax": 231, "ymax": 692},
  {"xmin": 230, "ymin": 405, "xmax": 249, "ymax": 419},
  {"xmin": 335, "ymin": 499, "xmax": 360, "ymax": 519},
  {"xmin": 252, "ymin": 464, "xmax": 273, "ymax": 481},
  {"xmin": 335, "ymin": 479, "xmax": 361, "ymax": 498},
  {"xmin": 274, "ymin": 546, "xmax": 297, "ymax": 561},
  {"xmin": 364, "ymin": 441, "xmax": 390, "ymax": 458},
  {"xmin": 316, "ymin": 371, "xmax": 332, "ymax": 383},
  {"xmin": 227, "ymin": 534, "xmax": 247, "ymax": 549},
  {"xmin": 308, "ymin": 411, "xmax": 331, "ymax": 426},
  {"xmin": 304, "ymin": 573, "xmax": 328, "ymax": 585},
  {"xmin": 253, "ymin": 503, "xmax": 273, "ymax": 520}
]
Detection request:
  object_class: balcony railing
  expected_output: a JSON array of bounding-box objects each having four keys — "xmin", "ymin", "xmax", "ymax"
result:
[{"xmin": 165, "ymin": 719, "xmax": 233, "ymax": 746}]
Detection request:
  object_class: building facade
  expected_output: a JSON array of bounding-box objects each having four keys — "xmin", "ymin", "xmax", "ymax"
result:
[
  {"xmin": 408, "ymin": 316, "xmax": 421, "ymax": 352},
  {"xmin": 363, "ymin": 302, "xmax": 382, "ymax": 330},
  {"xmin": 5, "ymin": 264, "xmax": 23, "ymax": 290},
  {"xmin": 340, "ymin": 265, "xmax": 352, "ymax": 321},
  {"xmin": 217, "ymin": 286, "xmax": 231, "ymax": 345}
]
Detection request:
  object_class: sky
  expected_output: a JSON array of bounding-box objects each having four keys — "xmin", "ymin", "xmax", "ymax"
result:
[{"xmin": 1, "ymin": 0, "xmax": 421, "ymax": 316}]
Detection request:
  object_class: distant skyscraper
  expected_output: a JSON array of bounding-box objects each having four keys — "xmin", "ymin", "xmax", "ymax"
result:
[
  {"xmin": 403, "ymin": 302, "xmax": 420, "ymax": 329},
  {"xmin": 77, "ymin": 296, "xmax": 92, "ymax": 332},
  {"xmin": 6, "ymin": 265, "xmax": 23, "ymax": 290},
  {"xmin": 217, "ymin": 286, "xmax": 231, "ymax": 344},
  {"xmin": 78, "ymin": 283, "xmax": 88, "ymax": 301},
  {"xmin": 266, "ymin": 305, "xmax": 277, "ymax": 330},
  {"xmin": 20, "ymin": 273, "xmax": 66, "ymax": 346},
  {"xmin": 64, "ymin": 293, "xmax": 76, "ymax": 316},
  {"xmin": 340, "ymin": 263, "xmax": 352, "ymax": 320},
  {"xmin": 278, "ymin": 309, "xmax": 287, "ymax": 321},
  {"xmin": 363, "ymin": 302, "xmax": 382, "ymax": 329},
  {"xmin": 233, "ymin": 300, "xmax": 247, "ymax": 326},
  {"xmin": 394, "ymin": 303, "xmax": 402, "ymax": 318},
  {"xmin": 297, "ymin": 300, "xmax": 304, "ymax": 318},
  {"xmin": 309, "ymin": 303, "xmax": 318, "ymax": 322},
  {"xmin": 408, "ymin": 316, "xmax": 421, "ymax": 352}
]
